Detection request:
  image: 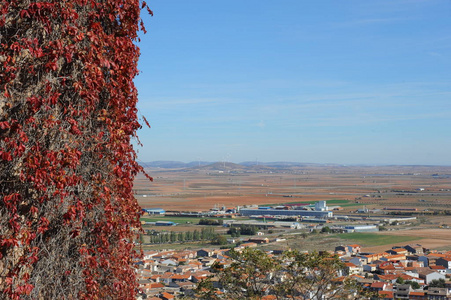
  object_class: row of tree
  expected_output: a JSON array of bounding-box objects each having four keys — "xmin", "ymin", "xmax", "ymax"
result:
[
  {"xmin": 145, "ymin": 227, "xmax": 217, "ymax": 244},
  {"xmin": 227, "ymin": 225, "xmax": 258, "ymax": 237}
]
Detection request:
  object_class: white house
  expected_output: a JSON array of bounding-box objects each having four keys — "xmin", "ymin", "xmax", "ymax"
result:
[{"xmin": 418, "ymin": 270, "xmax": 445, "ymax": 284}]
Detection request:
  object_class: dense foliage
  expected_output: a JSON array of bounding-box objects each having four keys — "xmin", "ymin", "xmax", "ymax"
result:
[
  {"xmin": 227, "ymin": 225, "xmax": 257, "ymax": 236},
  {"xmin": 198, "ymin": 219, "xmax": 223, "ymax": 226},
  {"xmin": 210, "ymin": 235, "xmax": 227, "ymax": 245},
  {"xmin": 195, "ymin": 248, "xmax": 373, "ymax": 300},
  {"xmin": 146, "ymin": 228, "xmax": 217, "ymax": 244},
  {"xmin": 0, "ymin": 0, "xmax": 151, "ymax": 299},
  {"xmin": 428, "ymin": 278, "xmax": 446, "ymax": 288}
]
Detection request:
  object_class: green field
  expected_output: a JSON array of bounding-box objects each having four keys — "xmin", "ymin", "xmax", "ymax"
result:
[
  {"xmin": 339, "ymin": 203, "xmax": 368, "ymax": 207},
  {"xmin": 334, "ymin": 232, "xmax": 422, "ymax": 246}
]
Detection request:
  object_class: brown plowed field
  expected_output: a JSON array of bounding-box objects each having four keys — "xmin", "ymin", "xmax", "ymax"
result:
[{"xmin": 135, "ymin": 165, "xmax": 451, "ymax": 213}]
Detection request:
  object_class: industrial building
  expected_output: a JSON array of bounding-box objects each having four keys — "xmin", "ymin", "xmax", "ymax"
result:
[
  {"xmin": 315, "ymin": 201, "xmax": 328, "ymax": 211},
  {"xmin": 155, "ymin": 221, "xmax": 176, "ymax": 226},
  {"xmin": 239, "ymin": 208, "xmax": 333, "ymax": 218},
  {"xmin": 142, "ymin": 208, "xmax": 166, "ymax": 215},
  {"xmin": 224, "ymin": 220, "xmax": 303, "ymax": 229},
  {"xmin": 344, "ymin": 225, "xmax": 378, "ymax": 233}
]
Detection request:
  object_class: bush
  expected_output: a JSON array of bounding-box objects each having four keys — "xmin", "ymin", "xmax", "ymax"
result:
[
  {"xmin": 405, "ymin": 280, "xmax": 420, "ymax": 289},
  {"xmin": 211, "ymin": 235, "xmax": 228, "ymax": 245},
  {"xmin": 199, "ymin": 219, "xmax": 223, "ymax": 225},
  {"xmin": 321, "ymin": 226, "xmax": 331, "ymax": 233},
  {"xmin": 429, "ymin": 278, "xmax": 445, "ymax": 288}
]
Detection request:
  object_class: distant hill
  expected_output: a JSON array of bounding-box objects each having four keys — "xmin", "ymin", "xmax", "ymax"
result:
[
  {"xmin": 240, "ymin": 161, "xmax": 317, "ymax": 168},
  {"xmin": 143, "ymin": 161, "xmax": 318, "ymax": 169},
  {"xmin": 140, "ymin": 161, "xmax": 450, "ymax": 173},
  {"xmin": 141, "ymin": 161, "xmax": 215, "ymax": 169},
  {"xmin": 190, "ymin": 162, "xmax": 245, "ymax": 171},
  {"xmin": 141, "ymin": 161, "xmax": 311, "ymax": 172},
  {"xmin": 185, "ymin": 161, "xmax": 212, "ymax": 168},
  {"xmin": 141, "ymin": 161, "xmax": 189, "ymax": 168}
]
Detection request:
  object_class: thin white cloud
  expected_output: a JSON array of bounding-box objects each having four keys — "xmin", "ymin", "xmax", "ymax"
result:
[
  {"xmin": 332, "ymin": 17, "xmax": 411, "ymax": 28},
  {"xmin": 353, "ymin": 0, "xmax": 440, "ymax": 15},
  {"xmin": 428, "ymin": 52, "xmax": 447, "ymax": 60},
  {"xmin": 256, "ymin": 120, "xmax": 265, "ymax": 128},
  {"xmin": 304, "ymin": 111, "xmax": 451, "ymax": 128}
]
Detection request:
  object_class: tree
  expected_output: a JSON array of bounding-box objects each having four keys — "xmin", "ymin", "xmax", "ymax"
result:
[
  {"xmin": 199, "ymin": 219, "xmax": 223, "ymax": 226},
  {"xmin": 200, "ymin": 227, "xmax": 206, "ymax": 240},
  {"xmin": 195, "ymin": 248, "xmax": 373, "ymax": 300},
  {"xmin": 321, "ymin": 226, "xmax": 331, "ymax": 233},
  {"xmin": 405, "ymin": 280, "xmax": 420, "ymax": 289},
  {"xmin": 161, "ymin": 232, "xmax": 169, "ymax": 243},
  {"xmin": 0, "ymin": 1, "xmax": 152, "ymax": 299},
  {"xmin": 197, "ymin": 248, "xmax": 277, "ymax": 299},
  {"xmin": 428, "ymin": 278, "xmax": 446, "ymax": 288},
  {"xmin": 227, "ymin": 227, "xmax": 240, "ymax": 235},
  {"xmin": 396, "ymin": 277, "xmax": 405, "ymax": 284},
  {"xmin": 205, "ymin": 227, "xmax": 215, "ymax": 239},
  {"xmin": 240, "ymin": 225, "xmax": 257, "ymax": 235},
  {"xmin": 155, "ymin": 234, "xmax": 162, "ymax": 244},
  {"xmin": 211, "ymin": 235, "xmax": 227, "ymax": 246},
  {"xmin": 178, "ymin": 231, "xmax": 185, "ymax": 242},
  {"xmin": 185, "ymin": 230, "xmax": 193, "ymax": 241},
  {"xmin": 170, "ymin": 231, "xmax": 177, "ymax": 243}
]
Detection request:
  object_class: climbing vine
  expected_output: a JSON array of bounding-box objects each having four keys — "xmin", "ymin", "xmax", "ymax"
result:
[{"xmin": 0, "ymin": 1, "xmax": 151, "ymax": 299}]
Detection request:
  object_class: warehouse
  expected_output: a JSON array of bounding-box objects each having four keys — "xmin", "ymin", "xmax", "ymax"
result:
[
  {"xmin": 239, "ymin": 208, "xmax": 332, "ymax": 218},
  {"xmin": 142, "ymin": 208, "xmax": 166, "ymax": 215},
  {"xmin": 344, "ymin": 225, "xmax": 378, "ymax": 233}
]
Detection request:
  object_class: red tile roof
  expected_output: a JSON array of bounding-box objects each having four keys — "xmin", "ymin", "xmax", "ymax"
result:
[
  {"xmin": 378, "ymin": 290, "xmax": 394, "ymax": 298},
  {"xmin": 430, "ymin": 265, "xmax": 446, "ymax": 269},
  {"xmin": 161, "ymin": 292, "xmax": 174, "ymax": 299},
  {"xmin": 345, "ymin": 262, "xmax": 357, "ymax": 267},
  {"xmin": 371, "ymin": 281, "xmax": 387, "ymax": 289},
  {"xmin": 149, "ymin": 283, "xmax": 164, "ymax": 289},
  {"xmin": 392, "ymin": 248, "xmax": 407, "ymax": 253}
]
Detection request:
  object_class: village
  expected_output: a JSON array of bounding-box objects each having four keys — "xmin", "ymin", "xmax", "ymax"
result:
[
  {"xmin": 135, "ymin": 238, "xmax": 451, "ymax": 300},
  {"xmin": 134, "ymin": 166, "xmax": 451, "ymax": 299}
]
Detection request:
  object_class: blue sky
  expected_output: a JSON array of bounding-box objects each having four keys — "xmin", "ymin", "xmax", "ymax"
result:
[{"xmin": 134, "ymin": 0, "xmax": 451, "ymax": 165}]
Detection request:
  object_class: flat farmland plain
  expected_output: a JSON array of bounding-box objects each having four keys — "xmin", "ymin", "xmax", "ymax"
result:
[{"xmin": 134, "ymin": 164, "xmax": 451, "ymax": 213}]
